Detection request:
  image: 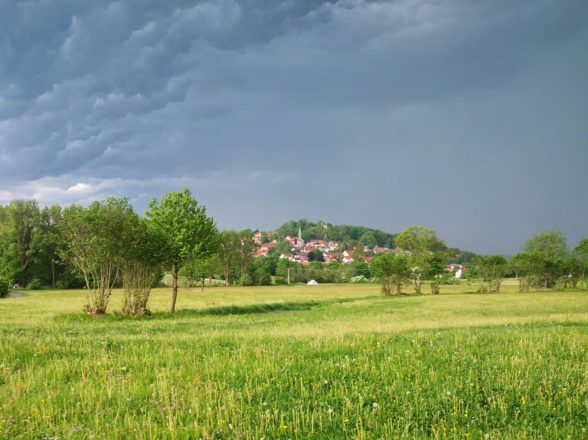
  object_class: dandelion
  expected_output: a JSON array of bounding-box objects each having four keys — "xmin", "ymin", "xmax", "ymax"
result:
[{"xmin": 372, "ymin": 402, "xmax": 379, "ymax": 409}]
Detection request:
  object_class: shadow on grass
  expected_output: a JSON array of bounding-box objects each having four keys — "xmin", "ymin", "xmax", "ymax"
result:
[{"xmin": 55, "ymin": 296, "xmax": 375, "ymax": 323}]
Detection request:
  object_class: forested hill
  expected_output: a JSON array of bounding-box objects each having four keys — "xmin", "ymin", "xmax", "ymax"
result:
[
  {"xmin": 272, "ymin": 220, "xmax": 479, "ymax": 264},
  {"xmin": 273, "ymin": 220, "xmax": 396, "ymax": 249}
]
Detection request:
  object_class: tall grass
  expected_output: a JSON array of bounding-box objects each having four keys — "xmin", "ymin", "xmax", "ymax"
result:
[{"xmin": 1, "ymin": 285, "xmax": 587, "ymax": 438}]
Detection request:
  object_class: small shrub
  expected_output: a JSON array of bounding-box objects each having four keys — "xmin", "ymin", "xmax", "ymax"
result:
[
  {"xmin": 55, "ymin": 280, "xmax": 69, "ymax": 289},
  {"xmin": 259, "ymin": 273, "xmax": 272, "ymax": 286},
  {"xmin": 273, "ymin": 276, "xmax": 287, "ymax": 285},
  {"xmin": 350, "ymin": 275, "xmax": 367, "ymax": 283},
  {"xmin": 27, "ymin": 278, "xmax": 42, "ymax": 290},
  {"xmin": 0, "ymin": 277, "xmax": 9, "ymax": 297}
]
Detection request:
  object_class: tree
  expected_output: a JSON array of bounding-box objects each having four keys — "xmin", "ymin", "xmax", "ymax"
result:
[
  {"xmin": 237, "ymin": 230, "xmax": 255, "ymax": 285},
  {"xmin": 477, "ymin": 255, "xmax": 507, "ymax": 293},
  {"xmin": 308, "ymin": 249, "xmax": 324, "ymax": 262},
  {"xmin": 423, "ymin": 254, "xmax": 447, "ymax": 294},
  {"xmin": 0, "ymin": 276, "xmax": 9, "ymax": 298},
  {"xmin": 146, "ymin": 189, "xmax": 217, "ymax": 313},
  {"xmin": 573, "ymin": 239, "xmax": 588, "ymax": 289},
  {"xmin": 121, "ymin": 217, "xmax": 165, "ymax": 316},
  {"xmin": 509, "ymin": 252, "xmax": 536, "ymax": 292},
  {"xmin": 396, "ymin": 225, "xmax": 446, "ymax": 254},
  {"xmin": 371, "ymin": 254, "xmax": 410, "ymax": 296},
  {"xmin": 522, "ymin": 231, "xmax": 570, "ymax": 289},
  {"xmin": 524, "ymin": 230, "xmax": 568, "ymax": 259},
  {"xmin": 38, "ymin": 205, "xmax": 63, "ymax": 288},
  {"xmin": 5, "ymin": 200, "xmax": 42, "ymax": 285},
  {"xmin": 0, "ymin": 205, "xmax": 17, "ymax": 281},
  {"xmin": 218, "ymin": 230, "xmax": 241, "ymax": 285},
  {"xmin": 396, "ymin": 225, "xmax": 446, "ymax": 294},
  {"xmin": 59, "ymin": 198, "xmax": 135, "ymax": 315}
]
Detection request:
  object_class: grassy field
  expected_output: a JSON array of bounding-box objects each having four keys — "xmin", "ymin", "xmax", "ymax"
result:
[{"xmin": 1, "ymin": 283, "xmax": 587, "ymax": 439}]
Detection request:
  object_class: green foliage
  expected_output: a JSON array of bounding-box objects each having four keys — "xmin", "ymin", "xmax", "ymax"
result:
[
  {"xmin": 1, "ymin": 287, "xmax": 588, "ymax": 438},
  {"xmin": 477, "ymin": 255, "xmax": 508, "ymax": 293},
  {"xmin": 396, "ymin": 225, "xmax": 446, "ymax": 254},
  {"xmin": 423, "ymin": 254, "xmax": 448, "ymax": 294},
  {"xmin": 59, "ymin": 198, "xmax": 137, "ymax": 315},
  {"xmin": 371, "ymin": 254, "xmax": 410, "ymax": 295},
  {"xmin": 274, "ymin": 219, "xmax": 396, "ymax": 248},
  {"xmin": 27, "ymin": 278, "xmax": 42, "ymax": 290},
  {"xmin": 524, "ymin": 230, "xmax": 568, "ymax": 259},
  {"xmin": 121, "ymin": 217, "xmax": 166, "ymax": 316},
  {"xmin": 308, "ymin": 249, "xmax": 324, "ymax": 262},
  {"xmin": 218, "ymin": 230, "xmax": 241, "ymax": 285},
  {"xmin": 0, "ymin": 276, "xmax": 9, "ymax": 297},
  {"xmin": 146, "ymin": 188, "xmax": 218, "ymax": 312}
]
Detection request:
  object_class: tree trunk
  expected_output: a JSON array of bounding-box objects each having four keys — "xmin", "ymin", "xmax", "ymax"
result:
[
  {"xmin": 51, "ymin": 259, "xmax": 56, "ymax": 288},
  {"xmin": 414, "ymin": 275, "xmax": 422, "ymax": 294},
  {"xmin": 170, "ymin": 265, "xmax": 179, "ymax": 313}
]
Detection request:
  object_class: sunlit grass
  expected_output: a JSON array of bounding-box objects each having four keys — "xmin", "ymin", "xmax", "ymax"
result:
[{"xmin": 1, "ymin": 283, "xmax": 587, "ymax": 438}]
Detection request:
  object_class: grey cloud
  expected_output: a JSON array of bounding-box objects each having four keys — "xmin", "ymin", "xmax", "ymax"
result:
[{"xmin": 0, "ymin": 0, "xmax": 586, "ymax": 253}]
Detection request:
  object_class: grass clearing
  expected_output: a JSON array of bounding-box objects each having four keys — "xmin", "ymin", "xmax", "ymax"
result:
[{"xmin": 1, "ymin": 284, "xmax": 587, "ymax": 438}]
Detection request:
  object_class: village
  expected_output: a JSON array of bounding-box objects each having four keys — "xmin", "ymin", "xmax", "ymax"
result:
[{"xmin": 252, "ymin": 229, "xmax": 467, "ymax": 277}]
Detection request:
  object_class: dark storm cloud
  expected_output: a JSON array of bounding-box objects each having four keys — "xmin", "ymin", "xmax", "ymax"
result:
[{"xmin": 0, "ymin": 0, "xmax": 587, "ymax": 253}]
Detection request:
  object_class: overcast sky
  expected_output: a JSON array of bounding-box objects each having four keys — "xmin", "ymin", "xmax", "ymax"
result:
[{"xmin": 1, "ymin": 0, "xmax": 587, "ymax": 254}]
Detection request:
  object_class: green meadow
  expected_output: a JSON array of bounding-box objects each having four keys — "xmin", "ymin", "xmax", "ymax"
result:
[{"xmin": 1, "ymin": 283, "xmax": 587, "ymax": 439}]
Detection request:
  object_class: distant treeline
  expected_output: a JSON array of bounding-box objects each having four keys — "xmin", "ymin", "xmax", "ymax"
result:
[{"xmin": 0, "ymin": 191, "xmax": 586, "ymax": 315}]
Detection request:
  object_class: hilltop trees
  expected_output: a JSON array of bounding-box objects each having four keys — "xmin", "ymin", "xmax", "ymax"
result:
[{"xmin": 146, "ymin": 189, "xmax": 217, "ymax": 313}]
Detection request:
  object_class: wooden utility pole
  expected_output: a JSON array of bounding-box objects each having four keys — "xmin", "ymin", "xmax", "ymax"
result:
[{"xmin": 287, "ymin": 268, "xmax": 291, "ymax": 285}]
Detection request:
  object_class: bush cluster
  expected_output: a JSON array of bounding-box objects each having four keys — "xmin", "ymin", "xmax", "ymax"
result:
[{"xmin": 0, "ymin": 277, "xmax": 10, "ymax": 298}]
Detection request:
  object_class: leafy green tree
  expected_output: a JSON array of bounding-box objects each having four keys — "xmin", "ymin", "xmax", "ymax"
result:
[
  {"xmin": 561, "ymin": 255, "xmax": 584, "ymax": 289},
  {"xmin": 0, "ymin": 205, "xmax": 17, "ymax": 281},
  {"xmin": 121, "ymin": 217, "xmax": 165, "ymax": 316},
  {"xmin": 371, "ymin": 254, "xmax": 410, "ymax": 296},
  {"xmin": 350, "ymin": 261, "xmax": 371, "ymax": 278},
  {"xmin": 477, "ymin": 255, "xmax": 508, "ymax": 293},
  {"xmin": 396, "ymin": 225, "xmax": 446, "ymax": 254},
  {"xmin": 146, "ymin": 189, "xmax": 218, "ymax": 313},
  {"xmin": 524, "ymin": 230, "xmax": 568, "ymax": 259},
  {"xmin": 5, "ymin": 200, "xmax": 42, "ymax": 285},
  {"xmin": 308, "ymin": 249, "xmax": 324, "ymax": 262},
  {"xmin": 359, "ymin": 231, "xmax": 377, "ymax": 248},
  {"xmin": 0, "ymin": 276, "xmax": 9, "ymax": 297},
  {"xmin": 37, "ymin": 205, "xmax": 63, "ymax": 288},
  {"xmin": 509, "ymin": 252, "xmax": 537, "ymax": 292},
  {"xmin": 60, "ymin": 198, "xmax": 135, "ymax": 315},
  {"xmin": 183, "ymin": 256, "xmax": 223, "ymax": 290},
  {"xmin": 218, "ymin": 230, "xmax": 241, "ymax": 285},
  {"xmin": 396, "ymin": 225, "xmax": 446, "ymax": 294},
  {"xmin": 238, "ymin": 230, "xmax": 255, "ymax": 285},
  {"xmin": 521, "ymin": 231, "xmax": 570, "ymax": 289},
  {"xmin": 573, "ymin": 239, "xmax": 588, "ymax": 289},
  {"xmin": 423, "ymin": 254, "xmax": 447, "ymax": 294}
]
